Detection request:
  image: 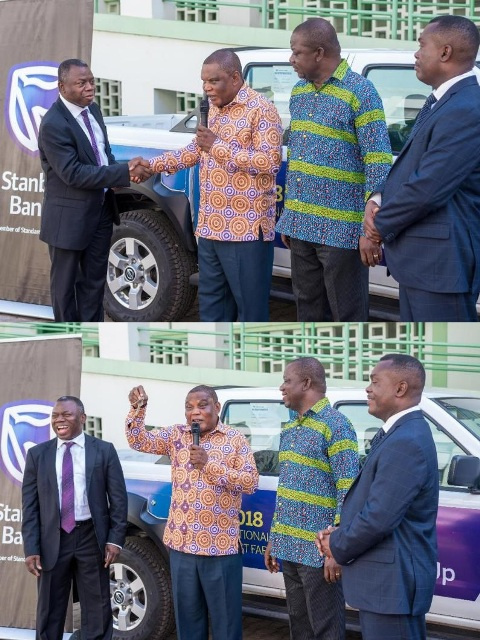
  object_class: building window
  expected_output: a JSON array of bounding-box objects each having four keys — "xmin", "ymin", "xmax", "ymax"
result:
[
  {"xmin": 98, "ymin": 0, "xmax": 120, "ymax": 14},
  {"xmin": 176, "ymin": 1, "xmax": 218, "ymax": 23},
  {"xmin": 85, "ymin": 416, "xmax": 102, "ymax": 439},
  {"xmin": 176, "ymin": 91, "xmax": 202, "ymax": 114},
  {"xmin": 83, "ymin": 344, "xmax": 100, "ymax": 357},
  {"xmin": 267, "ymin": 0, "xmax": 287, "ymax": 29},
  {"xmin": 95, "ymin": 78, "xmax": 122, "ymax": 116}
]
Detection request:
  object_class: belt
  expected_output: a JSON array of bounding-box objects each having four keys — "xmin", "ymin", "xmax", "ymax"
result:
[{"xmin": 75, "ymin": 518, "xmax": 93, "ymax": 527}]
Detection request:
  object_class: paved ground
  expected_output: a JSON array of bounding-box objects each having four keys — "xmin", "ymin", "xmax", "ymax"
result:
[
  {"xmin": 0, "ymin": 294, "xmax": 298, "ymax": 324},
  {"xmin": 163, "ymin": 292, "xmax": 297, "ymax": 322},
  {"xmin": 164, "ymin": 614, "xmax": 363, "ymax": 639},
  {"xmin": 165, "ymin": 614, "xmax": 292, "ymax": 639}
]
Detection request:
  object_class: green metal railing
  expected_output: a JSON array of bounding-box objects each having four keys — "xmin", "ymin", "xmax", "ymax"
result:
[
  {"xmin": 1, "ymin": 322, "xmax": 479, "ymax": 383},
  {"xmin": 140, "ymin": 323, "xmax": 480, "ymax": 381},
  {"xmin": 94, "ymin": 1, "xmax": 479, "ymax": 39},
  {"xmin": 0, "ymin": 323, "xmax": 99, "ymax": 352},
  {"xmin": 171, "ymin": 0, "xmax": 479, "ymax": 39}
]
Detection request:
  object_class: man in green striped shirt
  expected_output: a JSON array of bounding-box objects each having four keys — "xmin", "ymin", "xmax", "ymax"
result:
[
  {"xmin": 276, "ymin": 18, "xmax": 392, "ymax": 321},
  {"xmin": 265, "ymin": 357, "xmax": 359, "ymax": 640}
]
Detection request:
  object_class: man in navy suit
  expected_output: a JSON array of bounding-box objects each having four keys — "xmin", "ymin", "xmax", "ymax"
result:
[
  {"xmin": 38, "ymin": 59, "xmax": 151, "ymax": 321},
  {"xmin": 316, "ymin": 354, "xmax": 439, "ymax": 640},
  {"xmin": 22, "ymin": 396, "xmax": 128, "ymax": 640},
  {"xmin": 364, "ymin": 16, "xmax": 480, "ymax": 321}
]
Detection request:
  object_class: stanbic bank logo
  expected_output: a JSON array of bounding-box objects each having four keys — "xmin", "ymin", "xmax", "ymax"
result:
[
  {"xmin": 5, "ymin": 61, "xmax": 59, "ymax": 156},
  {"xmin": 0, "ymin": 401, "xmax": 53, "ymax": 486}
]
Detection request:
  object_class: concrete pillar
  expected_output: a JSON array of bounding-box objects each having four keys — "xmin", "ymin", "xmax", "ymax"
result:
[
  {"xmin": 98, "ymin": 322, "xmax": 150, "ymax": 361},
  {"xmin": 187, "ymin": 323, "xmax": 231, "ymax": 369}
]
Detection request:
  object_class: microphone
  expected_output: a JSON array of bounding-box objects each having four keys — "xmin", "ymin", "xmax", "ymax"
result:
[
  {"xmin": 191, "ymin": 422, "xmax": 200, "ymax": 446},
  {"xmin": 199, "ymin": 93, "xmax": 209, "ymax": 128}
]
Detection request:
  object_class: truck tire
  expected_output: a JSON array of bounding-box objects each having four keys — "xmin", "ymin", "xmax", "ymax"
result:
[
  {"xmin": 110, "ymin": 537, "xmax": 175, "ymax": 640},
  {"xmin": 104, "ymin": 209, "xmax": 197, "ymax": 321}
]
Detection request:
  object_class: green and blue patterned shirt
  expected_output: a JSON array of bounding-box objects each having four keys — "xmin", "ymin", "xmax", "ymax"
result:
[
  {"xmin": 276, "ymin": 59, "xmax": 392, "ymax": 249},
  {"xmin": 269, "ymin": 397, "xmax": 358, "ymax": 568}
]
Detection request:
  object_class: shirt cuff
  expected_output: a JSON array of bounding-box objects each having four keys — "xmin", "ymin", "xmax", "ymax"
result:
[{"xmin": 107, "ymin": 542, "xmax": 122, "ymax": 549}]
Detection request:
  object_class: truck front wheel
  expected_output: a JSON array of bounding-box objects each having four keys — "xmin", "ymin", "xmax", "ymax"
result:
[
  {"xmin": 104, "ymin": 209, "xmax": 197, "ymax": 321},
  {"xmin": 110, "ymin": 537, "xmax": 175, "ymax": 640}
]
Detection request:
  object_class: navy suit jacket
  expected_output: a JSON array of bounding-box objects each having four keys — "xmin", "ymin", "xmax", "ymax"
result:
[
  {"xmin": 374, "ymin": 76, "xmax": 480, "ymax": 295},
  {"xmin": 38, "ymin": 98, "xmax": 130, "ymax": 251},
  {"xmin": 329, "ymin": 411, "xmax": 439, "ymax": 616},
  {"xmin": 22, "ymin": 434, "xmax": 127, "ymax": 572}
]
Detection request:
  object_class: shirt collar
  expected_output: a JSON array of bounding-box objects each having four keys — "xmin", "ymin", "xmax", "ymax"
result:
[
  {"xmin": 297, "ymin": 396, "xmax": 330, "ymax": 420},
  {"xmin": 59, "ymin": 94, "xmax": 89, "ymax": 119},
  {"xmin": 307, "ymin": 58, "xmax": 350, "ymax": 91},
  {"xmin": 185, "ymin": 420, "xmax": 226, "ymax": 434},
  {"xmin": 57, "ymin": 432, "xmax": 85, "ymax": 449},
  {"xmin": 212, "ymin": 83, "xmax": 248, "ymax": 111},
  {"xmin": 433, "ymin": 69, "xmax": 476, "ymax": 101},
  {"xmin": 332, "ymin": 58, "xmax": 350, "ymax": 82},
  {"xmin": 383, "ymin": 405, "xmax": 420, "ymax": 433}
]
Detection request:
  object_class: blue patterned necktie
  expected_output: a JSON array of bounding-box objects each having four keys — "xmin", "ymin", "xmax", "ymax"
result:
[
  {"xmin": 80, "ymin": 109, "xmax": 102, "ymax": 166},
  {"xmin": 61, "ymin": 441, "xmax": 75, "ymax": 533},
  {"xmin": 409, "ymin": 93, "xmax": 437, "ymax": 138},
  {"xmin": 367, "ymin": 427, "xmax": 385, "ymax": 455}
]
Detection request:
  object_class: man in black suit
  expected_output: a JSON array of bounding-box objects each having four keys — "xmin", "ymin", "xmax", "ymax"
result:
[
  {"xmin": 38, "ymin": 59, "xmax": 151, "ymax": 321},
  {"xmin": 317, "ymin": 355, "xmax": 439, "ymax": 640},
  {"xmin": 22, "ymin": 396, "xmax": 128, "ymax": 640},
  {"xmin": 364, "ymin": 16, "xmax": 480, "ymax": 320}
]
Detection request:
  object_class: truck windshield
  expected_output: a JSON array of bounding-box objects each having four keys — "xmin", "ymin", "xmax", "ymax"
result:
[{"xmin": 434, "ymin": 397, "xmax": 480, "ymax": 441}]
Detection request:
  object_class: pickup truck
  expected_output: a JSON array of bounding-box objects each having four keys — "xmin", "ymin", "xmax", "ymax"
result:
[
  {"xmin": 104, "ymin": 48, "xmax": 480, "ymax": 322},
  {"xmin": 114, "ymin": 385, "xmax": 480, "ymax": 640}
]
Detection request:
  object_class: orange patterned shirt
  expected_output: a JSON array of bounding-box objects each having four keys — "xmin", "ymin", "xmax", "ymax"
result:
[
  {"xmin": 126, "ymin": 407, "xmax": 259, "ymax": 555},
  {"xmin": 150, "ymin": 84, "xmax": 283, "ymax": 241}
]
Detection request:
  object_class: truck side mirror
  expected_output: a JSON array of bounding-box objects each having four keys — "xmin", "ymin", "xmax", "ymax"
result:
[{"xmin": 447, "ymin": 455, "xmax": 480, "ymax": 492}]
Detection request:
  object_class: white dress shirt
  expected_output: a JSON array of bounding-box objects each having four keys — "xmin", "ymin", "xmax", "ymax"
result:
[
  {"xmin": 383, "ymin": 405, "xmax": 421, "ymax": 434},
  {"xmin": 59, "ymin": 94, "xmax": 108, "ymax": 166},
  {"xmin": 56, "ymin": 432, "xmax": 91, "ymax": 521}
]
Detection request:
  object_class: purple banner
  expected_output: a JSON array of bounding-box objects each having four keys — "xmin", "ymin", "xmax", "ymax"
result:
[{"xmin": 435, "ymin": 505, "xmax": 480, "ymax": 601}]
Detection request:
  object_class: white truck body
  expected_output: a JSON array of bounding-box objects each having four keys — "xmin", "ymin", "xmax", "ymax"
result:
[{"xmin": 118, "ymin": 385, "xmax": 480, "ymax": 639}]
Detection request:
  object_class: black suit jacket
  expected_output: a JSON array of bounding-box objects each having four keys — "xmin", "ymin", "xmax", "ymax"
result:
[
  {"xmin": 38, "ymin": 98, "xmax": 129, "ymax": 251},
  {"xmin": 330, "ymin": 411, "xmax": 439, "ymax": 616},
  {"xmin": 375, "ymin": 76, "xmax": 480, "ymax": 295},
  {"xmin": 22, "ymin": 434, "xmax": 127, "ymax": 572}
]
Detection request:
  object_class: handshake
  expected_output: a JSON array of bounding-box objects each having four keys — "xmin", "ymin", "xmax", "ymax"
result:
[{"xmin": 128, "ymin": 157, "xmax": 153, "ymax": 184}]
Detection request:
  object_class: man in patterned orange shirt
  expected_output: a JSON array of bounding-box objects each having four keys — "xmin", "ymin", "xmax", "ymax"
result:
[
  {"xmin": 149, "ymin": 48, "xmax": 283, "ymax": 321},
  {"xmin": 126, "ymin": 384, "xmax": 258, "ymax": 640}
]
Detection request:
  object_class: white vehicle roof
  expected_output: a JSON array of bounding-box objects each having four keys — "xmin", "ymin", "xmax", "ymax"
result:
[
  {"xmin": 237, "ymin": 47, "xmax": 480, "ymax": 82},
  {"xmin": 216, "ymin": 385, "xmax": 479, "ymax": 402},
  {"xmin": 236, "ymin": 48, "xmax": 418, "ymax": 67}
]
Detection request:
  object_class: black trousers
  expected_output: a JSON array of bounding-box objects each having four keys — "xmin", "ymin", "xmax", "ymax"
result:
[
  {"xmin": 169, "ymin": 549, "xmax": 243, "ymax": 640},
  {"xmin": 282, "ymin": 560, "xmax": 345, "ymax": 640},
  {"xmin": 399, "ymin": 285, "xmax": 478, "ymax": 321},
  {"xmin": 48, "ymin": 203, "xmax": 113, "ymax": 321},
  {"xmin": 359, "ymin": 610, "xmax": 427, "ymax": 640},
  {"xmin": 36, "ymin": 521, "xmax": 112, "ymax": 640},
  {"xmin": 289, "ymin": 238, "xmax": 369, "ymax": 321},
  {"xmin": 197, "ymin": 235, "xmax": 274, "ymax": 321}
]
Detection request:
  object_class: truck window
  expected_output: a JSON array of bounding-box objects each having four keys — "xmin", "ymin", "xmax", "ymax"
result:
[
  {"xmin": 424, "ymin": 416, "xmax": 466, "ymax": 488},
  {"xmin": 434, "ymin": 397, "xmax": 480, "ymax": 441},
  {"xmin": 335, "ymin": 402, "xmax": 467, "ymax": 488},
  {"xmin": 333, "ymin": 402, "xmax": 383, "ymax": 466},
  {"xmin": 363, "ymin": 66, "xmax": 428, "ymax": 154},
  {"xmin": 244, "ymin": 63, "xmax": 296, "ymax": 126},
  {"xmin": 221, "ymin": 400, "xmax": 290, "ymax": 475}
]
